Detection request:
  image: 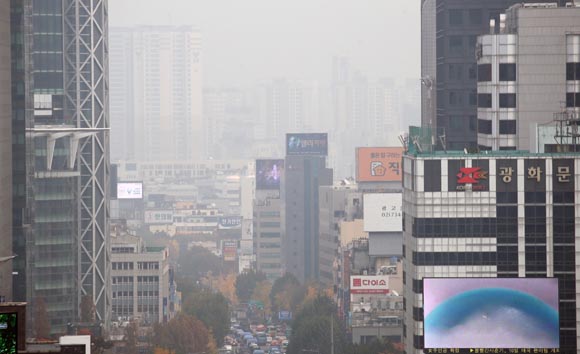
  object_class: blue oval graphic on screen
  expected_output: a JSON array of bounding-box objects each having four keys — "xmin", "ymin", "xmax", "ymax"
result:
[{"xmin": 424, "ymin": 287, "xmax": 559, "ymax": 349}]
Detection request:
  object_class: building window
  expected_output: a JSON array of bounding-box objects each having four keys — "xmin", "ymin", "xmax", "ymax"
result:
[
  {"xmin": 468, "ymin": 64, "xmax": 477, "ymax": 80},
  {"xmin": 469, "ymin": 115, "xmax": 477, "ymax": 132},
  {"xmin": 566, "ymin": 93, "xmax": 580, "ymax": 108},
  {"xmin": 449, "ymin": 91, "xmax": 463, "ymax": 106},
  {"xmin": 449, "ymin": 36, "xmax": 463, "ymax": 56},
  {"xmin": 469, "ymin": 91, "xmax": 477, "ymax": 106},
  {"xmin": 499, "ymin": 120, "xmax": 516, "ymax": 135},
  {"xmin": 499, "ymin": 93, "xmax": 516, "ymax": 108},
  {"xmin": 478, "ymin": 94, "xmax": 492, "ymax": 108},
  {"xmin": 477, "ymin": 64, "xmax": 491, "ymax": 82},
  {"xmin": 449, "ymin": 9, "xmax": 463, "ymax": 26},
  {"xmin": 448, "ymin": 64, "xmax": 463, "ymax": 81},
  {"xmin": 468, "ymin": 9, "xmax": 482, "ymax": 24},
  {"xmin": 499, "ymin": 63, "xmax": 516, "ymax": 81},
  {"xmin": 478, "ymin": 119, "xmax": 491, "ymax": 134},
  {"xmin": 450, "ymin": 116, "xmax": 463, "ymax": 129},
  {"xmin": 566, "ymin": 62, "xmax": 580, "ymax": 81}
]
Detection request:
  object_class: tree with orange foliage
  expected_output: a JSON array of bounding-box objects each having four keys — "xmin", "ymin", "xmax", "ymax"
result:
[
  {"xmin": 211, "ymin": 273, "xmax": 238, "ymax": 306},
  {"xmin": 251, "ymin": 280, "xmax": 272, "ymax": 315},
  {"xmin": 153, "ymin": 314, "xmax": 210, "ymax": 354}
]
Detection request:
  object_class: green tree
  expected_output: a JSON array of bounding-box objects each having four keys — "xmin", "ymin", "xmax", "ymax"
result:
[
  {"xmin": 183, "ymin": 288, "xmax": 230, "ymax": 347},
  {"xmin": 178, "ymin": 246, "xmax": 224, "ymax": 283},
  {"xmin": 287, "ymin": 295, "xmax": 349, "ymax": 354},
  {"xmin": 235, "ymin": 270, "xmax": 267, "ymax": 302},
  {"xmin": 153, "ymin": 313, "xmax": 210, "ymax": 354},
  {"xmin": 270, "ymin": 272, "xmax": 306, "ymax": 315}
]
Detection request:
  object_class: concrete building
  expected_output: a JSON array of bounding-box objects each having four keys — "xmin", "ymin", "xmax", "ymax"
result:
[
  {"xmin": 109, "ymin": 26, "xmax": 203, "ymax": 161},
  {"xmin": 476, "ymin": 3, "xmax": 580, "ymax": 151},
  {"xmin": 318, "ymin": 182, "xmax": 362, "ymax": 285},
  {"xmin": 254, "ymin": 197, "xmax": 283, "ymax": 281},
  {"xmin": 28, "ymin": 0, "xmax": 111, "ymax": 332},
  {"xmin": 284, "ymin": 154, "xmax": 332, "ymax": 283},
  {"xmin": 403, "ymin": 150, "xmax": 579, "ymax": 353},
  {"xmin": 0, "ymin": 0, "xmax": 13, "ymax": 303},
  {"xmin": 110, "ymin": 233, "xmax": 173, "ymax": 325},
  {"xmin": 420, "ymin": 0, "xmax": 554, "ymax": 150}
]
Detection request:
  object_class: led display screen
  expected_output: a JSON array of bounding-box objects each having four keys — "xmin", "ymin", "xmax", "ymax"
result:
[
  {"xmin": 423, "ymin": 278, "xmax": 559, "ymax": 352},
  {"xmin": 0, "ymin": 313, "xmax": 17, "ymax": 354},
  {"xmin": 256, "ymin": 159, "xmax": 284, "ymax": 190},
  {"xmin": 117, "ymin": 182, "xmax": 143, "ymax": 199},
  {"xmin": 286, "ymin": 133, "xmax": 328, "ymax": 156}
]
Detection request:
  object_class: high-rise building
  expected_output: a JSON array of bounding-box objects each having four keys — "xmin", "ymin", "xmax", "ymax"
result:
[
  {"xmin": 29, "ymin": 0, "xmax": 110, "ymax": 333},
  {"xmin": 476, "ymin": 4, "xmax": 580, "ymax": 151},
  {"xmin": 284, "ymin": 144, "xmax": 332, "ymax": 283},
  {"xmin": 109, "ymin": 26, "xmax": 203, "ymax": 161},
  {"xmin": 0, "ymin": 0, "xmax": 13, "ymax": 303},
  {"xmin": 109, "ymin": 28, "xmax": 135, "ymax": 161},
  {"xmin": 420, "ymin": 0, "xmax": 554, "ymax": 150},
  {"xmin": 10, "ymin": 0, "xmax": 34, "ymax": 304},
  {"xmin": 403, "ymin": 150, "xmax": 579, "ymax": 354},
  {"xmin": 254, "ymin": 197, "xmax": 283, "ymax": 282},
  {"xmin": 203, "ymin": 88, "xmax": 257, "ymax": 160}
]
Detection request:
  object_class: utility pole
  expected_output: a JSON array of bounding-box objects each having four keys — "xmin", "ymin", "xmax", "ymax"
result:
[{"xmin": 330, "ymin": 315, "xmax": 334, "ymax": 354}]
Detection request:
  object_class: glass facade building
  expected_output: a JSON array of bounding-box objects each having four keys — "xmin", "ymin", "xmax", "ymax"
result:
[{"xmin": 27, "ymin": 0, "xmax": 110, "ymax": 333}]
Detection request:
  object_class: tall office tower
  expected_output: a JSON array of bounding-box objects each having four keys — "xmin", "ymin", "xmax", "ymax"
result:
[
  {"xmin": 403, "ymin": 151, "xmax": 579, "ymax": 354},
  {"xmin": 255, "ymin": 80, "xmax": 322, "ymax": 155},
  {"xmin": 420, "ymin": 0, "xmax": 555, "ymax": 150},
  {"xmin": 476, "ymin": 4, "xmax": 580, "ymax": 151},
  {"xmin": 109, "ymin": 26, "xmax": 203, "ymax": 161},
  {"xmin": 30, "ymin": 0, "xmax": 110, "ymax": 333},
  {"xmin": 10, "ymin": 0, "xmax": 34, "ymax": 303},
  {"xmin": 203, "ymin": 88, "xmax": 256, "ymax": 159},
  {"xmin": 109, "ymin": 28, "xmax": 135, "ymax": 161},
  {"xmin": 330, "ymin": 58, "xmax": 401, "ymax": 179},
  {"xmin": 0, "ymin": 0, "xmax": 13, "ymax": 303},
  {"xmin": 283, "ymin": 134, "xmax": 332, "ymax": 283}
]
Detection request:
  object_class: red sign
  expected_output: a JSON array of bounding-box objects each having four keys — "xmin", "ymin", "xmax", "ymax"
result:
[
  {"xmin": 350, "ymin": 276, "xmax": 390, "ymax": 294},
  {"xmin": 457, "ymin": 167, "xmax": 488, "ymax": 184}
]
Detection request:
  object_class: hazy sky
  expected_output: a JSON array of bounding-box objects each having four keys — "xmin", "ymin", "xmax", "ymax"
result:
[{"xmin": 109, "ymin": 0, "xmax": 420, "ymax": 86}]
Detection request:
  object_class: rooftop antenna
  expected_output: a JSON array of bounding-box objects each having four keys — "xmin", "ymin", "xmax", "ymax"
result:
[
  {"xmin": 398, "ymin": 133, "xmax": 409, "ymax": 152},
  {"xmin": 412, "ymin": 135, "xmax": 423, "ymax": 153},
  {"xmin": 438, "ymin": 129, "xmax": 447, "ymax": 153}
]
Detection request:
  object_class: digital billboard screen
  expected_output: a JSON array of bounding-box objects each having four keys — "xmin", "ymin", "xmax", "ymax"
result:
[
  {"xmin": 117, "ymin": 182, "xmax": 143, "ymax": 199},
  {"xmin": 256, "ymin": 159, "xmax": 284, "ymax": 190},
  {"xmin": 356, "ymin": 147, "xmax": 403, "ymax": 182},
  {"xmin": 0, "ymin": 313, "xmax": 17, "ymax": 354},
  {"xmin": 423, "ymin": 278, "xmax": 559, "ymax": 352},
  {"xmin": 286, "ymin": 133, "xmax": 328, "ymax": 156}
]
